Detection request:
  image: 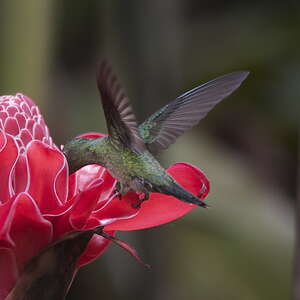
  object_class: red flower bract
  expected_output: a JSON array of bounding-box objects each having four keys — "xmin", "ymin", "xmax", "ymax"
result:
[{"xmin": 0, "ymin": 94, "xmax": 210, "ymax": 299}]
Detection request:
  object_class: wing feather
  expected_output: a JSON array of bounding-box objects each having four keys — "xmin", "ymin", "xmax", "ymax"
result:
[{"xmin": 139, "ymin": 71, "xmax": 249, "ymax": 155}]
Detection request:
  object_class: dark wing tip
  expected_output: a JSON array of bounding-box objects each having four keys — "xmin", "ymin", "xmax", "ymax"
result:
[
  {"xmin": 227, "ymin": 70, "xmax": 250, "ymax": 83},
  {"xmin": 208, "ymin": 70, "xmax": 250, "ymax": 97},
  {"xmin": 95, "ymin": 59, "xmax": 145, "ymax": 152}
]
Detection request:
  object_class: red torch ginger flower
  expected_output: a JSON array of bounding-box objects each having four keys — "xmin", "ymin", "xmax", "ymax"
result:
[{"xmin": 0, "ymin": 94, "xmax": 209, "ymax": 299}]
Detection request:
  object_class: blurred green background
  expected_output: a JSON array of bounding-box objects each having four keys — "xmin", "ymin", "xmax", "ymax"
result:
[{"xmin": 0, "ymin": 1, "xmax": 298, "ymax": 299}]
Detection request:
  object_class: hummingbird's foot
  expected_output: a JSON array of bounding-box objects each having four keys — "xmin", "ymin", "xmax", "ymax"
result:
[
  {"xmin": 114, "ymin": 182, "xmax": 122, "ymax": 200},
  {"xmin": 132, "ymin": 191, "xmax": 150, "ymax": 208}
]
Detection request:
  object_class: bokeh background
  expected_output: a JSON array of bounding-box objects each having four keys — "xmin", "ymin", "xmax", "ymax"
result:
[{"xmin": 0, "ymin": 1, "xmax": 298, "ymax": 299}]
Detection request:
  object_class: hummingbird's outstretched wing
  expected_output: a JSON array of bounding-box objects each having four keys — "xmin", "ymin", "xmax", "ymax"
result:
[
  {"xmin": 97, "ymin": 62, "xmax": 145, "ymax": 152},
  {"xmin": 139, "ymin": 71, "xmax": 249, "ymax": 155}
]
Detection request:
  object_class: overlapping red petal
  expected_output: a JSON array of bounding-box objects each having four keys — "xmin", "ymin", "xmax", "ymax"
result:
[{"xmin": 0, "ymin": 94, "xmax": 210, "ymax": 299}]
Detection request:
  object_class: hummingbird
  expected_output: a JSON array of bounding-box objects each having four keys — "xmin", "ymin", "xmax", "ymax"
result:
[{"xmin": 63, "ymin": 62, "xmax": 249, "ymax": 208}]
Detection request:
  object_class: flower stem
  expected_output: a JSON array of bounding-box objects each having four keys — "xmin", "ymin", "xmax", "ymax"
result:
[{"xmin": 6, "ymin": 230, "xmax": 97, "ymax": 300}]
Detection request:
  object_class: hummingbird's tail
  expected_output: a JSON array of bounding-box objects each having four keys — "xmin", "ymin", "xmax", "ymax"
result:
[{"xmin": 155, "ymin": 181, "xmax": 208, "ymax": 208}]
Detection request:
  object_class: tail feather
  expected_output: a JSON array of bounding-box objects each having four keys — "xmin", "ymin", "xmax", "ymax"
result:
[{"xmin": 155, "ymin": 182, "xmax": 208, "ymax": 208}]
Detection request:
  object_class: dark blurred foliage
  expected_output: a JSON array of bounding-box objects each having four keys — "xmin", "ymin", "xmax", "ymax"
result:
[{"xmin": 0, "ymin": 0, "xmax": 298, "ymax": 299}]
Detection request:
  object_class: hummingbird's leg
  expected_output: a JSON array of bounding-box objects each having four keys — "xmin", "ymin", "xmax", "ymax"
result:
[
  {"xmin": 114, "ymin": 181, "xmax": 122, "ymax": 200},
  {"xmin": 142, "ymin": 191, "xmax": 150, "ymax": 201},
  {"xmin": 115, "ymin": 181, "xmax": 130, "ymax": 200}
]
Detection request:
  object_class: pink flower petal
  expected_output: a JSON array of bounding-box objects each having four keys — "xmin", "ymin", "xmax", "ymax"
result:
[
  {"xmin": 7, "ymin": 106, "xmax": 18, "ymax": 117},
  {"xmin": 106, "ymin": 163, "xmax": 209, "ymax": 231},
  {"xmin": 19, "ymin": 129, "xmax": 33, "ymax": 146},
  {"xmin": 20, "ymin": 102, "xmax": 31, "ymax": 117},
  {"xmin": 54, "ymin": 159, "xmax": 68, "ymax": 205},
  {"xmin": 0, "ymin": 111, "xmax": 8, "ymax": 123},
  {"xmin": 0, "ymin": 200, "xmax": 16, "ymax": 248},
  {"xmin": 94, "ymin": 170, "xmax": 116, "ymax": 203},
  {"xmin": 70, "ymin": 179, "xmax": 104, "ymax": 230},
  {"xmin": 88, "ymin": 192, "xmax": 140, "ymax": 228},
  {"xmin": 26, "ymin": 119, "xmax": 34, "ymax": 133},
  {"xmin": 49, "ymin": 209, "xmax": 73, "ymax": 240},
  {"xmin": 33, "ymin": 123, "xmax": 45, "ymax": 141},
  {"xmin": 16, "ymin": 93, "xmax": 35, "ymax": 108},
  {"xmin": 72, "ymin": 165, "xmax": 107, "ymax": 194},
  {"xmin": 26, "ymin": 141, "xmax": 67, "ymax": 213},
  {"xmin": 0, "ymin": 131, "xmax": 19, "ymax": 204},
  {"xmin": 4, "ymin": 117, "xmax": 20, "ymax": 136},
  {"xmin": 15, "ymin": 113, "xmax": 26, "ymax": 129},
  {"xmin": 13, "ymin": 154, "xmax": 29, "ymax": 193},
  {"xmin": 8, "ymin": 193, "xmax": 53, "ymax": 272}
]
